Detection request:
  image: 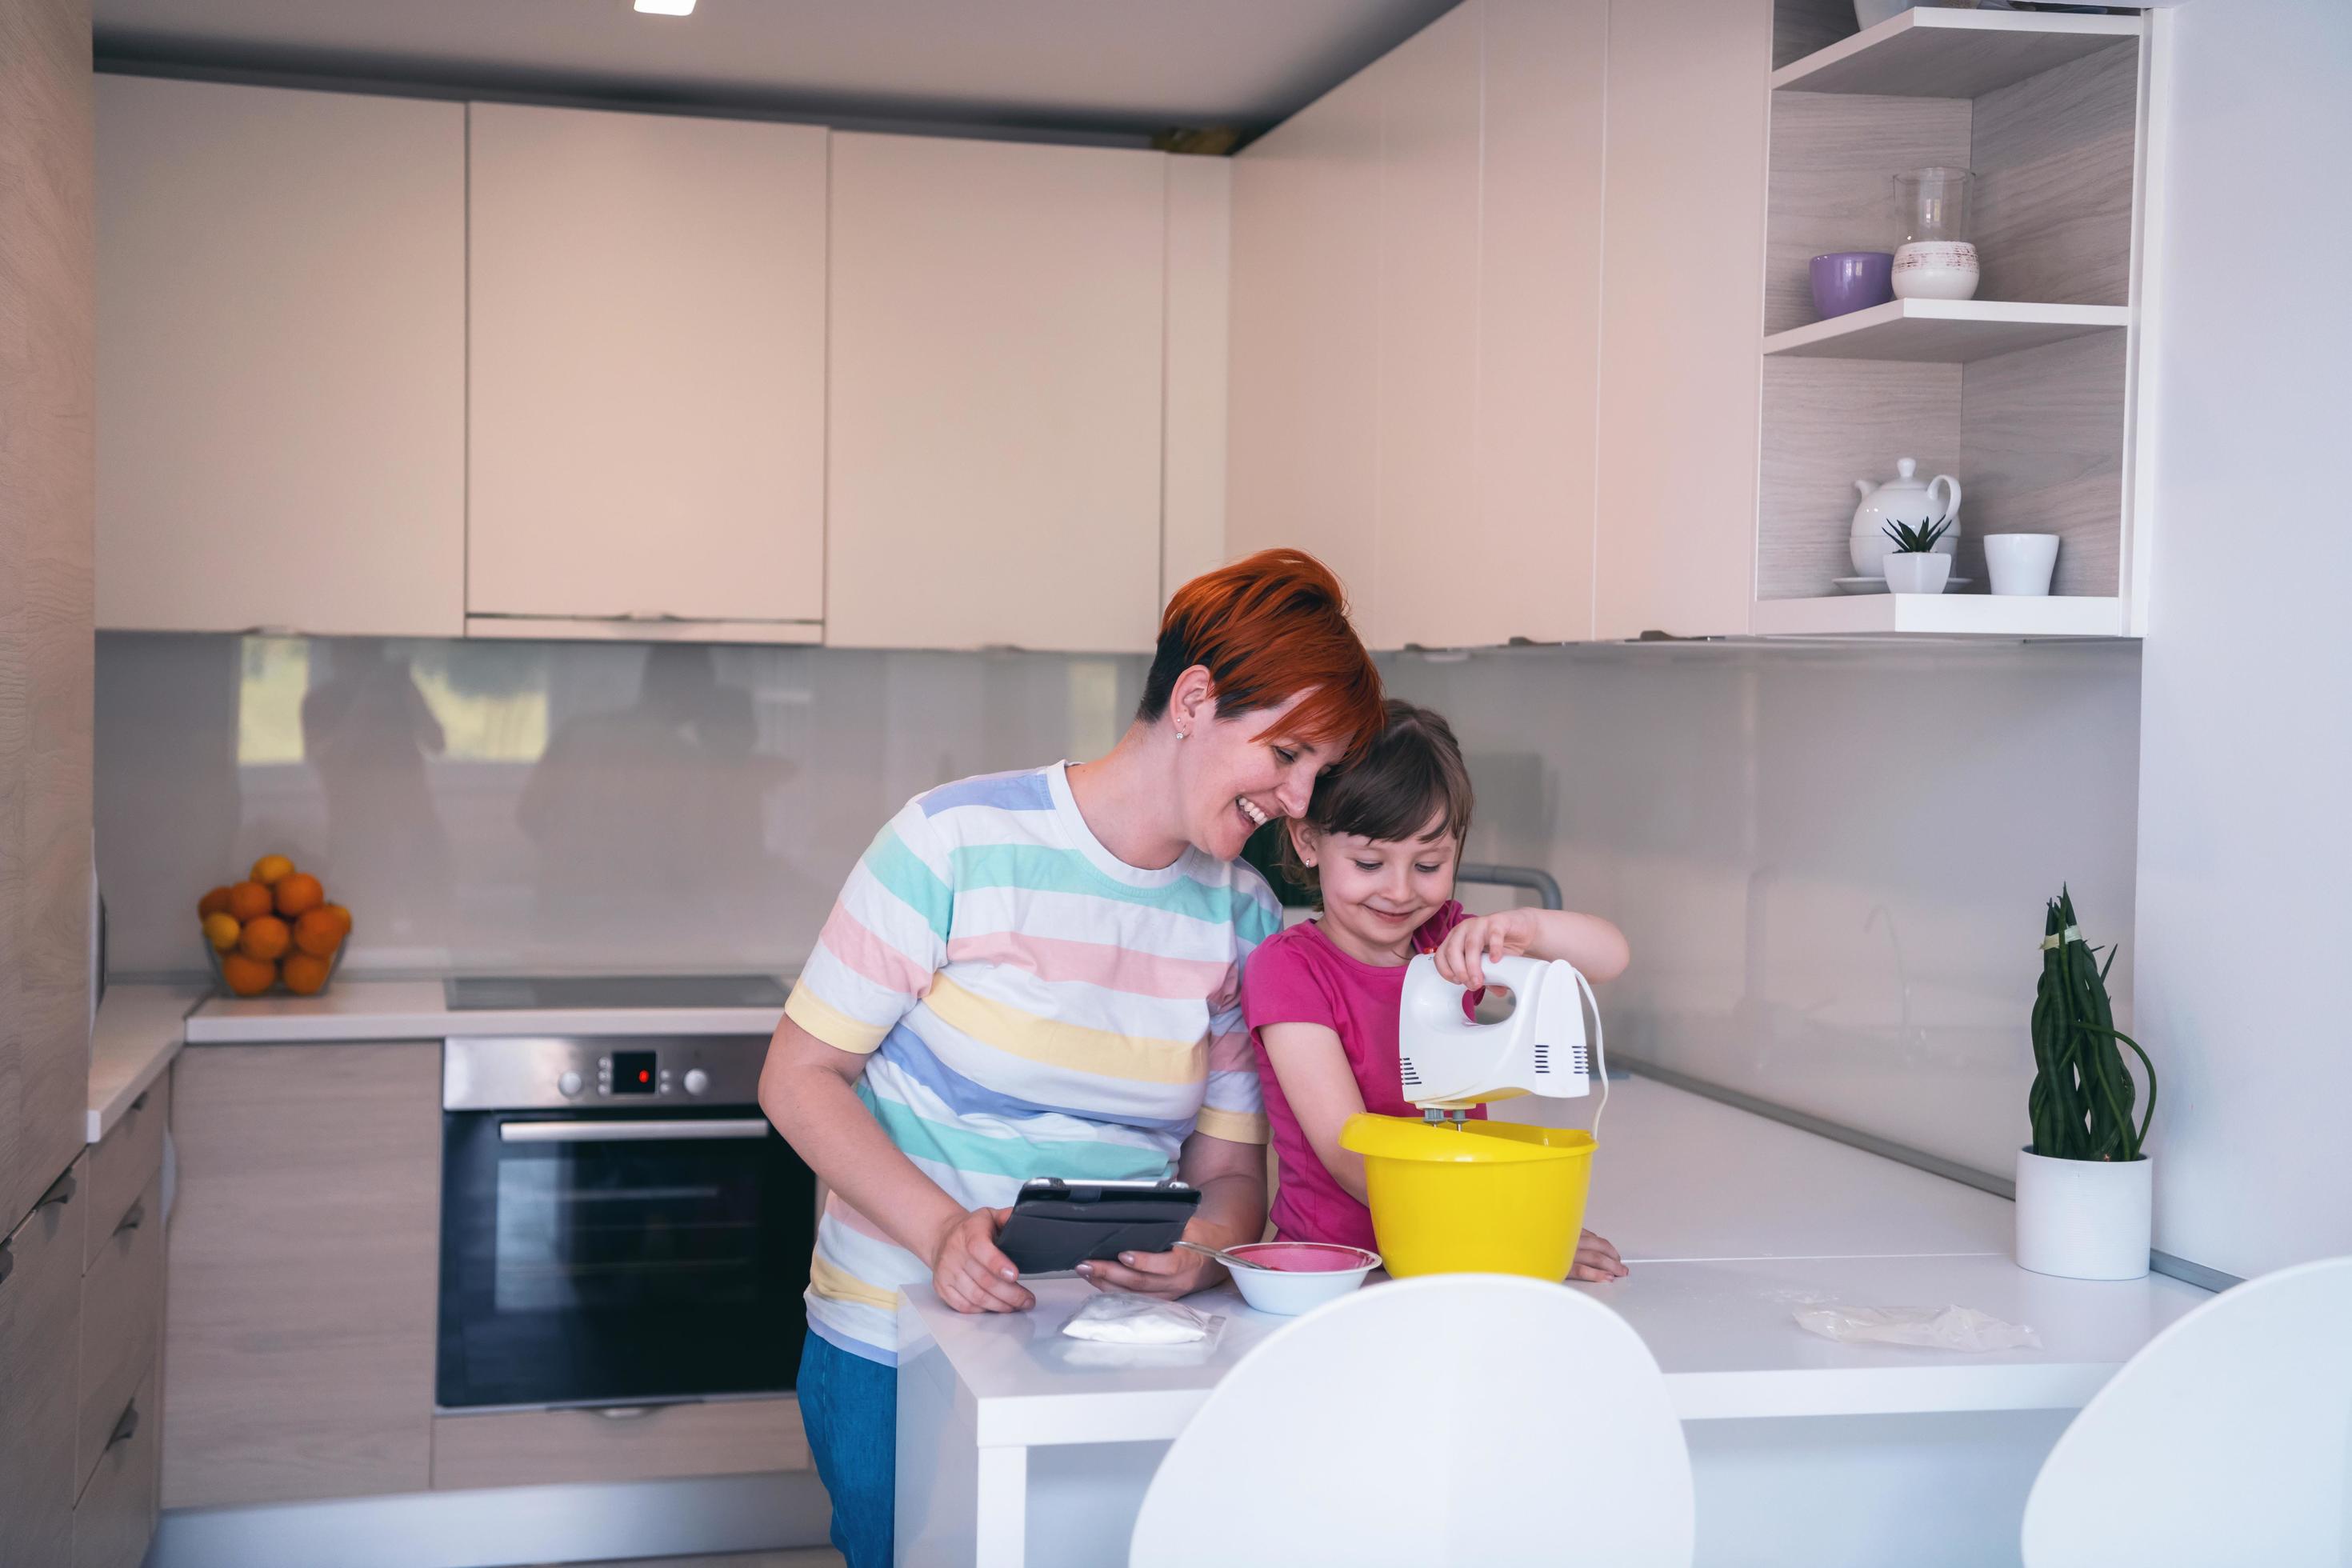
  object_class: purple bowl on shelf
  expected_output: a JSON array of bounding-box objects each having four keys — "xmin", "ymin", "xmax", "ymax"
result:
[{"xmin": 1810, "ymin": 251, "xmax": 1895, "ymax": 320}]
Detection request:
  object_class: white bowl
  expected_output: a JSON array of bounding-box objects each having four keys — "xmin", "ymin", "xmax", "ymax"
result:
[{"xmin": 1224, "ymin": 1242, "xmax": 1381, "ymax": 1315}]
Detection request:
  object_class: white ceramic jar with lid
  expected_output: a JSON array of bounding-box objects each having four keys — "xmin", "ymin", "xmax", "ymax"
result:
[{"xmin": 1851, "ymin": 458, "xmax": 1962, "ymax": 576}]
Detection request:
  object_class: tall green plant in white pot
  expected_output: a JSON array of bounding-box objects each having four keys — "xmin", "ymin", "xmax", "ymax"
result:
[{"xmin": 2016, "ymin": 888, "xmax": 2156, "ymax": 1279}]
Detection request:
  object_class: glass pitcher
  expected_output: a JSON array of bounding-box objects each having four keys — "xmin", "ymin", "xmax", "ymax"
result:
[{"xmin": 1894, "ymin": 166, "xmax": 1974, "ymax": 244}]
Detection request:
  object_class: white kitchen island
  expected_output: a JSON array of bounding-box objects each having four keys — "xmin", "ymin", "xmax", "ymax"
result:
[{"xmin": 894, "ymin": 1078, "xmax": 2210, "ymax": 1567}]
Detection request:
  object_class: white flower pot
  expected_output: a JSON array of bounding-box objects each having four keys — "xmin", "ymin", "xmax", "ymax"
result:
[
  {"xmin": 1882, "ymin": 552, "xmax": 1951, "ymax": 594},
  {"xmin": 2014, "ymin": 1147, "xmax": 2151, "ymax": 1280}
]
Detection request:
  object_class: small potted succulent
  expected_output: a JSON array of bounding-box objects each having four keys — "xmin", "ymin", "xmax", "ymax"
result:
[
  {"xmin": 2015, "ymin": 889, "xmax": 2156, "ymax": 1280},
  {"xmin": 1881, "ymin": 514, "xmax": 1954, "ymax": 594}
]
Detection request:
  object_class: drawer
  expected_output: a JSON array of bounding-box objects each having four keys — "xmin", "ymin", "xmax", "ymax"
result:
[
  {"xmin": 0, "ymin": 1158, "xmax": 86, "ymax": 1568},
  {"xmin": 78, "ymin": 1169, "xmax": 165, "ymax": 1496},
  {"xmin": 430, "ymin": 1395, "xmax": 810, "ymax": 1491},
  {"xmin": 86, "ymin": 1073, "xmax": 167, "ymax": 1272},
  {"xmin": 74, "ymin": 1358, "xmax": 159, "ymax": 1568}
]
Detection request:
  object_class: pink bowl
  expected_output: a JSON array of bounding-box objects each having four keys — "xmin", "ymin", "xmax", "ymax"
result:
[{"xmin": 1224, "ymin": 1242, "xmax": 1381, "ymax": 1315}]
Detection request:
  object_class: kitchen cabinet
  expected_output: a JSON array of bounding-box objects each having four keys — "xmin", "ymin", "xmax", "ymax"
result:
[
  {"xmin": 72, "ymin": 1360, "xmax": 158, "ymax": 1568},
  {"xmin": 162, "ymin": 1042, "xmax": 440, "ymax": 1508},
  {"xmin": 430, "ymin": 1396, "xmax": 810, "ymax": 1490},
  {"xmin": 78, "ymin": 1167, "xmax": 164, "ymax": 1498},
  {"xmin": 1227, "ymin": 0, "xmax": 1608, "ymax": 650},
  {"xmin": 1590, "ymin": 0, "xmax": 1774, "ymax": 641},
  {"xmin": 1226, "ymin": 66, "xmax": 1383, "ymax": 634},
  {"xmin": 466, "ymin": 103, "xmax": 828, "ymax": 641},
  {"xmin": 1, "ymin": 1160, "xmax": 86, "ymax": 1568},
  {"xmin": 94, "ymin": 75, "xmax": 466, "ymax": 638},
  {"xmin": 825, "ymin": 133, "xmax": 1170, "ymax": 654}
]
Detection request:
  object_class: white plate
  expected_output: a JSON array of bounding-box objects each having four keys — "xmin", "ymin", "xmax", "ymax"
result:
[{"xmin": 1833, "ymin": 576, "xmax": 1976, "ymax": 595}]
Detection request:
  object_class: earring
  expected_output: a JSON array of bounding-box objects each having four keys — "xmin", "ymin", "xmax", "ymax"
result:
[{"xmin": 1175, "ymin": 729, "xmax": 1188, "ymax": 741}]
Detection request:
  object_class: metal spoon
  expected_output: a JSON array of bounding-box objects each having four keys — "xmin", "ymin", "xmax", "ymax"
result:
[{"xmin": 1176, "ymin": 1238, "xmax": 1272, "ymax": 1271}]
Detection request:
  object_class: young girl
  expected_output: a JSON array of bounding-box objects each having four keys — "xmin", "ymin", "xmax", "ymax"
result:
[{"xmin": 1242, "ymin": 700, "xmax": 1632, "ymax": 1281}]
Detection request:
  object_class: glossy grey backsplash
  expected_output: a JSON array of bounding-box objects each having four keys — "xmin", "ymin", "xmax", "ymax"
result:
[{"xmin": 96, "ymin": 634, "xmax": 1144, "ymax": 977}]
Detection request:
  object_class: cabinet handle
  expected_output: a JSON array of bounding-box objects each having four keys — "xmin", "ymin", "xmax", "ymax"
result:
[
  {"xmin": 114, "ymin": 1201, "xmax": 146, "ymax": 1236},
  {"xmin": 107, "ymin": 1402, "xmax": 140, "ymax": 1450},
  {"xmin": 34, "ymin": 1170, "xmax": 75, "ymax": 1212},
  {"xmin": 130, "ymin": 1090, "xmax": 149, "ymax": 1113},
  {"xmin": 591, "ymin": 1405, "xmax": 658, "ymax": 1421},
  {"xmin": 0, "ymin": 1241, "xmax": 14, "ymax": 1289}
]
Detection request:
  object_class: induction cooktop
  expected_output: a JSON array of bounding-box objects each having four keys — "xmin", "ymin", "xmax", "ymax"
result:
[{"xmin": 442, "ymin": 974, "xmax": 790, "ymax": 1011}]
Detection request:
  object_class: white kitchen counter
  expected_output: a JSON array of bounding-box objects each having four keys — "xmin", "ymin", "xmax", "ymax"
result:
[
  {"xmin": 894, "ymin": 1078, "xmax": 2210, "ymax": 1567},
  {"xmin": 88, "ymin": 982, "xmax": 203, "ymax": 1141},
  {"xmin": 182, "ymin": 978, "xmax": 788, "ymax": 1043}
]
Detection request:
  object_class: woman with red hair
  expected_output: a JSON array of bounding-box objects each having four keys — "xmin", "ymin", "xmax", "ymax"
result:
[{"xmin": 761, "ymin": 550, "xmax": 1382, "ymax": 1566}]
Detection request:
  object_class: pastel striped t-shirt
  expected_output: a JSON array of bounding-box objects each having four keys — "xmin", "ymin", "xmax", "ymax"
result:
[{"xmin": 783, "ymin": 762, "xmax": 1278, "ymax": 1362}]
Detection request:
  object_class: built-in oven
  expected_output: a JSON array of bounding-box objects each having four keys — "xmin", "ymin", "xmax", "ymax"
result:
[{"xmin": 437, "ymin": 1033, "xmax": 815, "ymax": 1411}]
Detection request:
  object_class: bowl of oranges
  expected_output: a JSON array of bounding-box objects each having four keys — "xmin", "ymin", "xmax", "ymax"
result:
[{"xmin": 197, "ymin": 854, "xmax": 353, "ymax": 998}]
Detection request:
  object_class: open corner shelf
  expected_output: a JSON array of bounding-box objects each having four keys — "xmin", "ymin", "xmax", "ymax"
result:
[
  {"xmin": 1750, "ymin": 593, "xmax": 2127, "ymax": 640},
  {"xmin": 1763, "ymin": 299, "xmax": 2131, "ymax": 364},
  {"xmin": 1772, "ymin": 8, "xmax": 2144, "ymax": 98}
]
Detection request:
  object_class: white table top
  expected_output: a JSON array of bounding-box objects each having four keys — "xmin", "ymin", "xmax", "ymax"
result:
[
  {"xmin": 898, "ymin": 1079, "xmax": 2210, "ymax": 1444},
  {"xmin": 182, "ymin": 978, "xmax": 786, "ymax": 1043}
]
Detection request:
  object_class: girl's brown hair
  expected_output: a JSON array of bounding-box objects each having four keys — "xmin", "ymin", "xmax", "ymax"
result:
[{"xmin": 1278, "ymin": 700, "xmax": 1474, "ymax": 905}]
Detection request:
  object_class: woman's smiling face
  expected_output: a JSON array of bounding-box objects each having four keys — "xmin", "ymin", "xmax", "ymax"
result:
[{"xmin": 1170, "ymin": 682, "xmax": 1339, "ymax": 862}]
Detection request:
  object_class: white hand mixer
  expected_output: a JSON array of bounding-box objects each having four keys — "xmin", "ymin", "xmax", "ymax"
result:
[{"xmin": 1396, "ymin": 954, "xmax": 1608, "ymax": 1134}]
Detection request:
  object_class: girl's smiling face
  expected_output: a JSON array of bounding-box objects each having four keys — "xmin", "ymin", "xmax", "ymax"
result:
[{"xmin": 1291, "ymin": 808, "xmax": 1461, "ymax": 963}]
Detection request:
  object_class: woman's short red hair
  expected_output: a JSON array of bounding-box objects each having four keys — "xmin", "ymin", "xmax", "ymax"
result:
[{"xmin": 1138, "ymin": 548, "xmax": 1384, "ymax": 760}]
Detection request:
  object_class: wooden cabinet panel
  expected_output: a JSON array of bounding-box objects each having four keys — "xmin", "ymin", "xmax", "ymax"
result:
[
  {"xmin": 78, "ymin": 1168, "xmax": 164, "ymax": 1496},
  {"xmin": 826, "ymin": 134, "xmax": 1168, "ymax": 653},
  {"xmin": 1, "ymin": 1158, "xmax": 86, "ymax": 1568},
  {"xmin": 1226, "ymin": 70, "xmax": 1384, "ymax": 623},
  {"xmin": 1160, "ymin": 158, "xmax": 1234, "ymax": 604},
  {"xmin": 466, "ymin": 103, "xmax": 827, "ymax": 630},
  {"xmin": 162, "ymin": 1043, "xmax": 440, "ymax": 1509},
  {"xmin": 431, "ymin": 1395, "xmax": 810, "ymax": 1491},
  {"xmin": 94, "ymin": 76, "xmax": 465, "ymax": 637},
  {"xmin": 72, "ymin": 1359, "xmax": 158, "ymax": 1568},
  {"xmin": 83, "ymin": 1073, "xmax": 164, "ymax": 1271},
  {"xmin": 1592, "ymin": 0, "xmax": 1774, "ymax": 640},
  {"xmin": 0, "ymin": 0, "xmax": 94, "ymax": 1242},
  {"xmin": 1373, "ymin": 2, "xmax": 1483, "ymax": 653}
]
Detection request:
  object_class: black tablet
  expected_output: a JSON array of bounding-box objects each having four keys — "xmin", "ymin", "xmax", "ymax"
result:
[{"xmin": 994, "ymin": 1178, "xmax": 1202, "ymax": 1275}]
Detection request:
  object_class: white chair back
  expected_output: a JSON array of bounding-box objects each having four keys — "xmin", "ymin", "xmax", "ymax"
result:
[
  {"xmin": 1130, "ymin": 1274, "xmax": 1694, "ymax": 1566},
  {"xmin": 2022, "ymin": 1254, "xmax": 2352, "ymax": 1566}
]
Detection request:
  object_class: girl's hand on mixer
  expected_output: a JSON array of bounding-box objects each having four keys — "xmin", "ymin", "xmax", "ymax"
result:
[
  {"xmin": 1571, "ymin": 1229, "xmax": 1628, "ymax": 1282},
  {"xmin": 1430, "ymin": 910, "xmax": 1540, "ymax": 988}
]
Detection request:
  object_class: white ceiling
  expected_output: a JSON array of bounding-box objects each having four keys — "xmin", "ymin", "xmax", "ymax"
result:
[{"xmin": 94, "ymin": 0, "xmax": 1464, "ymax": 138}]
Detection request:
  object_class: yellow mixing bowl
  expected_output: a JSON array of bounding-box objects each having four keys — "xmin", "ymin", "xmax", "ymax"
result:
[{"xmin": 1339, "ymin": 1114, "xmax": 1596, "ymax": 1279}]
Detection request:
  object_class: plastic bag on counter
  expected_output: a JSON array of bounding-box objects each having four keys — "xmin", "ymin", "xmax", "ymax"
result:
[
  {"xmin": 1794, "ymin": 1304, "xmax": 2042, "ymax": 1352},
  {"xmin": 1061, "ymin": 1291, "xmax": 1225, "ymax": 1348}
]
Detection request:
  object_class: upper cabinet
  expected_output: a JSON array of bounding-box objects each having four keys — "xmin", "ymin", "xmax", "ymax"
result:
[
  {"xmin": 466, "ymin": 104, "xmax": 827, "ymax": 641},
  {"xmin": 95, "ymin": 77, "xmax": 465, "ymax": 638},
  {"xmin": 1226, "ymin": 0, "xmax": 1614, "ymax": 650},
  {"xmin": 1591, "ymin": 0, "xmax": 1773, "ymax": 641},
  {"xmin": 825, "ymin": 134, "xmax": 1171, "ymax": 654}
]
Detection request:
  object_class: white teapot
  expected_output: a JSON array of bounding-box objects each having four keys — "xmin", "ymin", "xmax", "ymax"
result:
[{"xmin": 1850, "ymin": 458, "xmax": 1962, "ymax": 577}]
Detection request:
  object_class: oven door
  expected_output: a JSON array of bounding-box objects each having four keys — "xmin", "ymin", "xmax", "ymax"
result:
[{"xmin": 438, "ymin": 1106, "xmax": 814, "ymax": 1410}]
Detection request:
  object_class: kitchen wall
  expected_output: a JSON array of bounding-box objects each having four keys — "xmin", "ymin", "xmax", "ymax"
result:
[
  {"xmin": 96, "ymin": 630, "xmax": 2142, "ymax": 1185},
  {"xmin": 95, "ymin": 634, "xmax": 1145, "ymax": 977},
  {"xmin": 2128, "ymin": 0, "xmax": 2352, "ymax": 1278},
  {"xmin": 1384, "ymin": 639, "xmax": 2143, "ymax": 1182}
]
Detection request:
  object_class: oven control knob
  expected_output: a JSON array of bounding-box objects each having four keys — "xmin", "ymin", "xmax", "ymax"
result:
[
  {"xmin": 558, "ymin": 1070, "xmax": 584, "ymax": 1098},
  {"xmin": 683, "ymin": 1068, "xmax": 710, "ymax": 1097}
]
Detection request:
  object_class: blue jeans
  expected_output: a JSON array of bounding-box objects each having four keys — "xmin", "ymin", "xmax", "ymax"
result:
[{"xmin": 798, "ymin": 1329, "xmax": 897, "ymax": 1568}]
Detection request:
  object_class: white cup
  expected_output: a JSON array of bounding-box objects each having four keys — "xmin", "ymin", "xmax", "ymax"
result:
[{"xmin": 1984, "ymin": 533, "xmax": 2059, "ymax": 596}]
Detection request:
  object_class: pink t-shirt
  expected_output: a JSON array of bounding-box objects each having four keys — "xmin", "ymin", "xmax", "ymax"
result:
[{"xmin": 1242, "ymin": 902, "xmax": 1479, "ymax": 1250}]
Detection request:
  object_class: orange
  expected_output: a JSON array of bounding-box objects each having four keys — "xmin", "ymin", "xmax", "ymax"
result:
[
  {"xmin": 202, "ymin": 912, "xmax": 242, "ymax": 952},
  {"xmin": 274, "ymin": 872, "xmax": 324, "ymax": 918},
  {"xmin": 293, "ymin": 908, "xmax": 345, "ymax": 958},
  {"xmin": 251, "ymin": 854, "xmax": 296, "ymax": 886},
  {"xmin": 322, "ymin": 903, "xmax": 354, "ymax": 939},
  {"xmin": 281, "ymin": 953, "xmax": 331, "ymax": 996},
  {"xmin": 238, "ymin": 914, "xmax": 291, "ymax": 961},
  {"xmin": 226, "ymin": 881, "xmax": 274, "ymax": 922},
  {"xmin": 197, "ymin": 885, "xmax": 235, "ymax": 919},
  {"xmin": 219, "ymin": 953, "xmax": 276, "ymax": 997}
]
